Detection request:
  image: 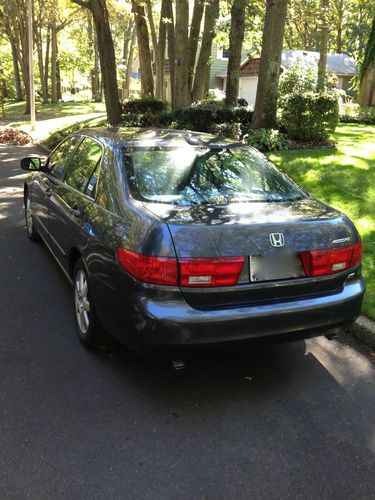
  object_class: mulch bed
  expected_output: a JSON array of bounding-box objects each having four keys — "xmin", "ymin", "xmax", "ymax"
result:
[{"xmin": 0, "ymin": 127, "xmax": 33, "ymax": 146}]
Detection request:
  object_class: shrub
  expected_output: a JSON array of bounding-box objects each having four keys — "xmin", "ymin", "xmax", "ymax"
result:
[
  {"xmin": 174, "ymin": 103, "xmax": 253, "ymax": 134},
  {"xmin": 280, "ymin": 92, "xmax": 339, "ymax": 141},
  {"xmin": 279, "ymin": 64, "xmax": 338, "ymax": 100},
  {"xmin": 121, "ymin": 97, "xmax": 167, "ymax": 115},
  {"xmin": 339, "ymin": 102, "xmax": 375, "ymax": 124},
  {"xmin": 244, "ymin": 129, "xmax": 289, "ymax": 152},
  {"xmin": 209, "ymin": 122, "xmax": 241, "ymax": 140}
]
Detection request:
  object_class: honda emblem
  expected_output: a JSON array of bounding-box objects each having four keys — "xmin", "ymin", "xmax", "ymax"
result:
[{"xmin": 269, "ymin": 233, "xmax": 285, "ymax": 247}]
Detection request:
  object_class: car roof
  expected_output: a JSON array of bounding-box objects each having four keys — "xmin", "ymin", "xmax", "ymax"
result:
[{"xmin": 77, "ymin": 127, "xmax": 242, "ymax": 148}]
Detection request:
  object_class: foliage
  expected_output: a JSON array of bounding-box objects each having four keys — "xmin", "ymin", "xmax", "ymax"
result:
[
  {"xmin": 173, "ymin": 103, "xmax": 253, "ymax": 134},
  {"xmin": 270, "ymin": 124, "xmax": 375, "ymax": 319},
  {"xmin": 360, "ymin": 15, "xmax": 375, "ymax": 80},
  {"xmin": 209, "ymin": 122, "xmax": 242, "ymax": 139},
  {"xmin": 279, "ymin": 64, "xmax": 338, "ymax": 100},
  {"xmin": 0, "ymin": 128, "xmax": 31, "ymax": 145},
  {"xmin": 244, "ymin": 128, "xmax": 289, "ymax": 151},
  {"xmin": 121, "ymin": 98, "xmax": 168, "ymax": 115},
  {"xmin": 280, "ymin": 92, "xmax": 339, "ymax": 141},
  {"xmin": 279, "ymin": 64, "xmax": 318, "ymax": 97},
  {"xmin": 339, "ymin": 102, "xmax": 375, "ymax": 124},
  {"xmin": 42, "ymin": 116, "xmax": 108, "ymax": 150}
]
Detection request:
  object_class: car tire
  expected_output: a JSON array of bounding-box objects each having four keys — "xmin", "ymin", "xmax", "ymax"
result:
[
  {"xmin": 25, "ymin": 193, "xmax": 39, "ymax": 241},
  {"xmin": 73, "ymin": 259, "xmax": 106, "ymax": 349}
]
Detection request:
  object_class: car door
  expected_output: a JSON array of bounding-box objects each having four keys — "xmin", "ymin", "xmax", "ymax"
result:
[
  {"xmin": 47, "ymin": 137, "xmax": 103, "ymax": 261},
  {"xmin": 31, "ymin": 136, "xmax": 80, "ymax": 240}
]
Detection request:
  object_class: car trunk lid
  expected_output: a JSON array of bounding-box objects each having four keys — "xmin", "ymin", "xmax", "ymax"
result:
[{"xmin": 144, "ymin": 198, "xmax": 358, "ymax": 309}]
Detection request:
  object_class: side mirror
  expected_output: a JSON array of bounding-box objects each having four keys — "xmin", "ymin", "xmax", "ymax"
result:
[{"xmin": 21, "ymin": 157, "xmax": 43, "ymax": 171}]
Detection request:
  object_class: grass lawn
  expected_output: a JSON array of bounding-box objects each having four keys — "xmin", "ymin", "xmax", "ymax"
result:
[
  {"xmin": 270, "ymin": 123, "xmax": 375, "ymax": 320},
  {"xmin": 2, "ymin": 100, "xmax": 106, "ymax": 124}
]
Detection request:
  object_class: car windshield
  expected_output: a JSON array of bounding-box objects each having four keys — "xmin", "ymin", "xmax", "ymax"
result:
[{"xmin": 123, "ymin": 145, "xmax": 307, "ymax": 206}]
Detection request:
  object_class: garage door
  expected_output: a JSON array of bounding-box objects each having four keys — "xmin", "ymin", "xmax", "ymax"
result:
[{"xmin": 240, "ymin": 77, "xmax": 258, "ymax": 106}]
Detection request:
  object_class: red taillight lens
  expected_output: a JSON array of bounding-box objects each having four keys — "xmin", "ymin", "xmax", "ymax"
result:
[
  {"xmin": 116, "ymin": 249, "xmax": 245, "ymax": 287},
  {"xmin": 300, "ymin": 242, "xmax": 363, "ymax": 277},
  {"xmin": 179, "ymin": 256, "xmax": 245, "ymax": 287},
  {"xmin": 116, "ymin": 248, "xmax": 178, "ymax": 286}
]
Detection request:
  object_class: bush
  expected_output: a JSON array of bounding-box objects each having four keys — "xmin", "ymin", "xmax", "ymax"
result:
[
  {"xmin": 280, "ymin": 92, "xmax": 339, "ymax": 141},
  {"xmin": 279, "ymin": 64, "xmax": 338, "ymax": 100},
  {"xmin": 209, "ymin": 122, "xmax": 241, "ymax": 140},
  {"xmin": 244, "ymin": 129, "xmax": 289, "ymax": 152},
  {"xmin": 121, "ymin": 97, "xmax": 167, "ymax": 115},
  {"xmin": 339, "ymin": 102, "xmax": 375, "ymax": 124},
  {"xmin": 174, "ymin": 103, "xmax": 253, "ymax": 134}
]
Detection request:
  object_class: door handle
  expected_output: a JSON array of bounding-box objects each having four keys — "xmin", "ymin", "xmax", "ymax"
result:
[{"xmin": 70, "ymin": 206, "xmax": 81, "ymax": 218}]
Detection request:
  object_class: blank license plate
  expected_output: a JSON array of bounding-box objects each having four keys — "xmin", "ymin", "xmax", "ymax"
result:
[{"xmin": 250, "ymin": 253, "xmax": 305, "ymax": 282}]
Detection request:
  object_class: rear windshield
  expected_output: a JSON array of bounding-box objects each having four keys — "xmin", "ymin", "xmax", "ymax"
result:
[{"xmin": 123, "ymin": 146, "xmax": 307, "ymax": 206}]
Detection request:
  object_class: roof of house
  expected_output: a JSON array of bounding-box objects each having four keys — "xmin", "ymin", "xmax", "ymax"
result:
[
  {"xmin": 232, "ymin": 50, "xmax": 357, "ymax": 77},
  {"xmin": 281, "ymin": 50, "xmax": 356, "ymax": 75}
]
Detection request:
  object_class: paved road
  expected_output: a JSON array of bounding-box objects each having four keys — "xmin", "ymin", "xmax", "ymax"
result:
[{"xmin": 1, "ymin": 144, "xmax": 375, "ymax": 500}]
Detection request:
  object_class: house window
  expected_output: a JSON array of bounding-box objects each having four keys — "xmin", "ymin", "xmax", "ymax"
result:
[{"xmin": 218, "ymin": 48, "xmax": 230, "ymax": 60}]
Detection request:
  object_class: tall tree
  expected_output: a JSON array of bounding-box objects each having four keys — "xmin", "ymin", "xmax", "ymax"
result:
[
  {"xmin": 132, "ymin": 0, "xmax": 154, "ymax": 97},
  {"xmin": 173, "ymin": 0, "xmax": 190, "ymax": 108},
  {"xmin": 359, "ymin": 16, "xmax": 375, "ymax": 106},
  {"xmin": 317, "ymin": 0, "xmax": 330, "ymax": 91},
  {"xmin": 225, "ymin": 0, "xmax": 246, "ymax": 106},
  {"xmin": 251, "ymin": 0, "xmax": 289, "ymax": 130},
  {"xmin": 72, "ymin": 0, "xmax": 121, "ymax": 125},
  {"xmin": 191, "ymin": 0, "xmax": 220, "ymax": 102}
]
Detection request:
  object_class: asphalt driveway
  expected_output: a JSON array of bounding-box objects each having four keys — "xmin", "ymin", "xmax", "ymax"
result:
[{"xmin": 0, "ymin": 144, "xmax": 374, "ymax": 499}]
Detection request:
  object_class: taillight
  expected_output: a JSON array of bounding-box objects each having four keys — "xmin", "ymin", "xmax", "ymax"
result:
[
  {"xmin": 116, "ymin": 248, "xmax": 245, "ymax": 287},
  {"xmin": 300, "ymin": 242, "xmax": 363, "ymax": 277},
  {"xmin": 116, "ymin": 248, "xmax": 178, "ymax": 286},
  {"xmin": 179, "ymin": 256, "xmax": 245, "ymax": 287}
]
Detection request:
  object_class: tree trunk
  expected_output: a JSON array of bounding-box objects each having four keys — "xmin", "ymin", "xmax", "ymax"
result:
[
  {"xmin": 164, "ymin": 0, "xmax": 175, "ymax": 105},
  {"xmin": 51, "ymin": 21, "xmax": 58, "ymax": 102},
  {"xmin": 73, "ymin": 0, "xmax": 121, "ymax": 125},
  {"xmin": 36, "ymin": 27, "xmax": 48, "ymax": 103},
  {"xmin": 145, "ymin": 0, "xmax": 163, "ymax": 99},
  {"xmin": 188, "ymin": 0, "xmax": 205, "ymax": 90},
  {"xmin": 121, "ymin": 19, "xmax": 133, "ymax": 99},
  {"xmin": 57, "ymin": 48, "xmax": 62, "ymax": 100},
  {"xmin": 88, "ymin": 14, "xmax": 101, "ymax": 101},
  {"xmin": 359, "ymin": 16, "xmax": 375, "ymax": 106},
  {"xmin": 18, "ymin": 16, "xmax": 31, "ymax": 114},
  {"xmin": 317, "ymin": 0, "xmax": 329, "ymax": 91},
  {"xmin": 156, "ymin": 0, "xmax": 167, "ymax": 101},
  {"xmin": 9, "ymin": 34, "xmax": 23, "ymax": 101},
  {"xmin": 132, "ymin": 0, "xmax": 154, "ymax": 97},
  {"xmin": 124, "ymin": 27, "xmax": 136, "ymax": 99},
  {"xmin": 44, "ymin": 27, "xmax": 51, "ymax": 101},
  {"xmin": 173, "ymin": 0, "xmax": 190, "ymax": 109},
  {"xmin": 225, "ymin": 0, "xmax": 246, "ymax": 106},
  {"xmin": 251, "ymin": 0, "xmax": 289, "ymax": 130},
  {"xmin": 191, "ymin": 0, "xmax": 220, "ymax": 102}
]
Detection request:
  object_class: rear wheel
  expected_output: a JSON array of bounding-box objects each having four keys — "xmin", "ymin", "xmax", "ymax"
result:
[
  {"xmin": 25, "ymin": 193, "xmax": 39, "ymax": 241},
  {"xmin": 73, "ymin": 259, "xmax": 105, "ymax": 349}
]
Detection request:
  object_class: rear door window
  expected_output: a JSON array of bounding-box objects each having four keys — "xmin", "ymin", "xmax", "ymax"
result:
[
  {"xmin": 64, "ymin": 138, "xmax": 102, "ymax": 195},
  {"xmin": 48, "ymin": 136, "xmax": 81, "ymax": 180}
]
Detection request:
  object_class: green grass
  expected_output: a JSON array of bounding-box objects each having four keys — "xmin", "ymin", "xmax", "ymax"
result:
[
  {"xmin": 270, "ymin": 123, "xmax": 375, "ymax": 319},
  {"xmin": 40, "ymin": 115, "xmax": 108, "ymax": 150},
  {"xmin": 3, "ymin": 100, "xmax": 106, "ymax": 122}
]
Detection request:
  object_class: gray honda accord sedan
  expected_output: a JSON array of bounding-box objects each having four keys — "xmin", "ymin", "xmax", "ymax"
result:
[{"xmin": 21, "ymin": 128, "xmax": 365, "ymax": 359}]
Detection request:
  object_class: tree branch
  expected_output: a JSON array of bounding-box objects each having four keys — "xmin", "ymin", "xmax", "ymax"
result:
[{"xmin": 72, "ymin": 0, "xmax": 92, "ymax": 11}]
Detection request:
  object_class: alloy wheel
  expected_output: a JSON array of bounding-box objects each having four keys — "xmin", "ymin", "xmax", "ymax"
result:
[{"xmin": 75, "ymin": 269, "xmax": 91, "ymax": 334}]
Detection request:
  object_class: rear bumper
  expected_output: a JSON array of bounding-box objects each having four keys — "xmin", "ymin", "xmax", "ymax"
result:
[{"xmin": 130, "ymin": 278, "xmax": 365, "ymax": 357}]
